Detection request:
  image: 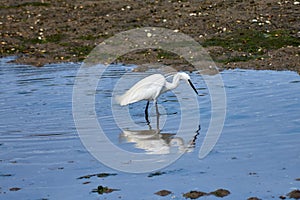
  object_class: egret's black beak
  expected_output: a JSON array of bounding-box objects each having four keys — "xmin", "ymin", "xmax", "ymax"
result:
[{"xmin": 188, "ymin": 79, "xmax": 199, "ymax": 95}]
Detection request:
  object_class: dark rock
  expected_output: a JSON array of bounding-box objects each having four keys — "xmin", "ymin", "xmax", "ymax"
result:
[
  {"xmin": 210, "ymin": 188, "xmax": 231, "ymax": 197},
  {"xmin": 154, "ymin": 190, "xmax": 172, "ymax": 196},
  {"xmin": 91, "ymin": 185, "xmax": 120, "ymax": 195},
  {"xmin": 9, "ymin": 187, "xmax": 21, "ymax": 191},
  {"xmin": 247, "ymin": 197, "xmax": 261, "ymax": 200},
  {"xmin": 77, "ymin": 173, "xmax": 117, "ymax": 179},
  {"xmin": 148, "ymin": 171, "xmax": 166, "ymax": 178},
  {"xmin": 183, "ymin": 191, "xmax": 207, "ymax": 199},
  {"xmin": 287, "ymin": 190, "xmax": 300, "ymax": 199}
]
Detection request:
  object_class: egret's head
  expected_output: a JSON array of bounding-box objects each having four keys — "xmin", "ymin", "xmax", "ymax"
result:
[
  {"xmin": 178, "ymin": 72, "xmax": 191, "ymax": 81},
  {"xmin": 177, "ymin": 72, "xmax": 199, "ymax": 95}
]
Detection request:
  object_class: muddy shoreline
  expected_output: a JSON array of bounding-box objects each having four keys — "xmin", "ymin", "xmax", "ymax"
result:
[{"xmin": 0, "ymin": 0, "xmax": 299, "ymax": 73}]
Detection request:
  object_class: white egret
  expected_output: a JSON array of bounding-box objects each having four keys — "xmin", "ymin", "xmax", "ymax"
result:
[{"xmin": 116, "ymin": 72, "xmax": 199, "ymax": 123}]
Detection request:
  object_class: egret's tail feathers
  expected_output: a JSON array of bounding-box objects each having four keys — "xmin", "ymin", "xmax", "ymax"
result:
[
  {"xmin": 115, "ymin": 93, "xmax": 139, "ymax": 106},
  {"xmin": 115, "ymin": 95, "xmax": 125, "ymax": 106},
  {"xmin": 116, "ymin": 94, "xmax": 133, "ymax": 106}
]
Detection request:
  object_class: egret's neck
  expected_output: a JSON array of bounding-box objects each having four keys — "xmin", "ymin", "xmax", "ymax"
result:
[{"xmin": 165, "ymin": 74, "xmax": 181, "ymax": 91}]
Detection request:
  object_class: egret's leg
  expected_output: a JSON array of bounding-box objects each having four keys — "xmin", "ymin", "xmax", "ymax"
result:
[
  {"xmin": 156, "ymin": 106, "xmax": 160, "ymax": 130},
  {"xmin": 145, "ymin": 101, "xmax": 150, "ymax": 124},
  {"xmin": 190, "ymin": 125, "xmax": 201, "ymax": 146},
  {"xmin": 154, "ymin": 100, "xmax": 160, "ymax": 130},
  {"xmin": 155, "ymin": 101, "xmax": 160, "ymax": 116}
]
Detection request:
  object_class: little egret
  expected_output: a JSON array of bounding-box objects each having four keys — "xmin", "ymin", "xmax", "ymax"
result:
[{"xmin": 116, "ymin": 72, "xmax": 199, "ymax": 123}]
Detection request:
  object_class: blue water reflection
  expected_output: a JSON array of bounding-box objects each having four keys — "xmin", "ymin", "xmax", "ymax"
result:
[{"xmin": 0, "ymin": 57, "xmax": 299, "ymax": 199}]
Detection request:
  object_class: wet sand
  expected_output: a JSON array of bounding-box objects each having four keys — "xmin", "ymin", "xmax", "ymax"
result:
[{"xmin": 0, "ymin": 0, "xmax": 299, "ymax": 73}]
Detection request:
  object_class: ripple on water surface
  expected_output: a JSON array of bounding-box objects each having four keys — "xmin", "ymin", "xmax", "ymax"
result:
[{"xmin": 0, "ymin": 58, "xmax": 299, "ymax": 199}]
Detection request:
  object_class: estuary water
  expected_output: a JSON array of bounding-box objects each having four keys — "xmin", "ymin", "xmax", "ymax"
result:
[{"xmin": 0, "ymin": 57, "xmax": 299, "ymax": 199}]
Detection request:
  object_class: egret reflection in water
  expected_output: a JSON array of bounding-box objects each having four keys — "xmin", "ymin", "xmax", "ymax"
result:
[{"xmin": 119, "ymin": 114, "xmax": 201, "ymax": 155}]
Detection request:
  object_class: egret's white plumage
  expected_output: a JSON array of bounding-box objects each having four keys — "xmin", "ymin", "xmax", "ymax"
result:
[
  {"xmin": 116, "ymin": 72, "xmax": 198, "ymax": 123},
  {"xmin": 117, "ymin": 72, "xmax": 197, "ymax": 106}
]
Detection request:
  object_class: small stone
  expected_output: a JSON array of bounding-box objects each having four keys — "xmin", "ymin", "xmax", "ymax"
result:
[
  {"xmin": 249, "ymin": 172, "xmax": 257, "ymax": 175},
  {"xmin": 97, "ymin": 173, "xmax": 117, "ymax": 178},
  {"xmin": 9, "ymin": 187, "xmax": 21, "ymax": 191},
  {"xmin": 154, "ymin": 190, "xmax": 172, "ymax": 196},
  {"xmin": 92, "ymin": 185, "xmax": 120, "ymax": 195},
  {"xmin": 247, "ymin": 197, "xmax": 261, "ymax": 200},
  {"xmin": 210, "ymin": 188, "xmax": 231, "ymax": 197},
  {"xmin": 77, "ymin": 173, "xmax": 117, "ymax": 179},
  {"xmin": 287, "ymin": 190, "xmax": 300, "ymax": 199},
  {"xmin": 265, "ymin": 20, "xmax": 271, "ymax": 24},
  {"xmin": 148, "ymin": 171, "xmax": 166, "ymax": 177},
  {"xmin": 146, "ymin": 32, "xmax": 152, "ymax": 37},
  {"xmin": 183, "ymin": 191, "xmax": 207, "ymax": 199}
]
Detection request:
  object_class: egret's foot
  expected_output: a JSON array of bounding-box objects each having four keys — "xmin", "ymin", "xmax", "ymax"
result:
[{"xmin": 145, "ymin": 116, "xmax": 150, "ymax": 125}]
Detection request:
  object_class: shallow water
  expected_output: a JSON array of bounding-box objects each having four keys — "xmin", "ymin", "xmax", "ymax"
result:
[{"xmin": 0, "ymin": 57, "xmax": 300, "ymax": 199}]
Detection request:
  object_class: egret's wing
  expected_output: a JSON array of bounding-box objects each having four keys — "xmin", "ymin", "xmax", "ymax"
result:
[{"xmin": 117, "ymin": 74, "xmax": 165, "ymax": 106}]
